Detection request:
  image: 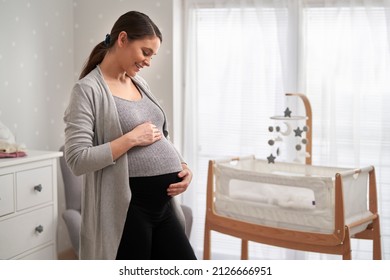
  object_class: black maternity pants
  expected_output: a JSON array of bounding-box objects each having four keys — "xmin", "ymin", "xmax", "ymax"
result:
[{"xmin": 116, "ymin": 172, "xmax": 197, "ymax": 260}]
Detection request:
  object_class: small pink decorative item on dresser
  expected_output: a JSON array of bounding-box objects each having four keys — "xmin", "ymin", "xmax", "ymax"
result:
[{"xmin": 0, "ymin": 120, "xmax": 27, "ymax": 158}]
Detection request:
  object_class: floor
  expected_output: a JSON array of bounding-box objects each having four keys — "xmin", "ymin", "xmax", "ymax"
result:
[{"xmin": 58, "ymin": 249, "xmax": 78, "ymax": 260}]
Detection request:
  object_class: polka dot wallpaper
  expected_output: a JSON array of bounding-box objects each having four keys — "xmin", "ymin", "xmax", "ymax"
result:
[
  {"xmin": 0, "ymin": 0, "xmax": 74, "ymax": 151},
  {"xmin": 0, "ymin": 0, "xmax": 178, "ymax": 255}
]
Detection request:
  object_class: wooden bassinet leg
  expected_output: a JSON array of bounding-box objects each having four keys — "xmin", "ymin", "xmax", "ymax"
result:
[
  {"xmin": 241, "ymin": 239, "xmax": 248, "ymax": 260},
  {"xmin": 204, "ymin": 224, "xmax": 211, "ymax": 260},
  {"xmin": 369, "ymin": 167, "xmax": 382, "ymax": 260},
  {"xmin": 342, "ymin": 227, "xmax": 352, "ymax": 260},
  {"xmin": 203, "ymin": 160, "xmax": 215, "ymax": 260},
  {"xmin": 373, "ymin": 217, "xmax": 382, "ymax": 260}
]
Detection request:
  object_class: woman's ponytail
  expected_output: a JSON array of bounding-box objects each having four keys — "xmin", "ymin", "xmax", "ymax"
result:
[{"xmin": 79, "ymin": 42, "xmax": 108, "ymax": 79}]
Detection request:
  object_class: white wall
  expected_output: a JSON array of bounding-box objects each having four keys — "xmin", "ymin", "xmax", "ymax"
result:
[
  {"xmin": 0, "ymin": 0, "xmax": 179, "ymax": 255},
  {"xmin": 0, "ymin": 0, "xmax": 74, "ymax": 151}
]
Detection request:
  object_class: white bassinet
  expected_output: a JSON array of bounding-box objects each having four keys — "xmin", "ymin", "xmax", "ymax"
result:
[{"xmin": 204, "ymin": 156, "xmax": 381, "ymax": 260}]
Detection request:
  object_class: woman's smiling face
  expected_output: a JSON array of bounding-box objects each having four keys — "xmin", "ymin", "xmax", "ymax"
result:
[{"xmin": 119, "ymin": 34, "xmax": 161, "ymax": 77}]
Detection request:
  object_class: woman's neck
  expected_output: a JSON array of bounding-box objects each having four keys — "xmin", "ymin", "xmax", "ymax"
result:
[{"xmin": 100, "ymin": 53, "xmax": 128, "ymax": 83}]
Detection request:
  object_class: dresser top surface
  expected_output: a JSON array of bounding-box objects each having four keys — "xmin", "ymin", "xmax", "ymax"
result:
[{"xmin": 0, "ymin": 150, "xmax": 63, "ymax": 168}]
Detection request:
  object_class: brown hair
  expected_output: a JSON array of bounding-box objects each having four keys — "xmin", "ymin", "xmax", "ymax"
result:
[{"xmin": 79, "ymin": 11, "xmax": 162, "ymax": 79}]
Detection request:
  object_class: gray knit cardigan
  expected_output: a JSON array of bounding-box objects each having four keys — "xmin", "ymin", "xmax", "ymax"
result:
[{"xmin": 64, "ymin": 66, "xmax": 185, "ymax": 259}]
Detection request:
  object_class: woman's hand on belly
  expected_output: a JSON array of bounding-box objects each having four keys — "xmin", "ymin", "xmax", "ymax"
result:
[
  {"xmin": 130, "ymin": 121, "xmax": 162, "ymax": 147},
  {"xmin": 110, "ymin": 121, "xmax": 162, "ymax": 161},
  {"xmin": 167, "ymin": 164, "xmax": 193, "ymax": 197}
]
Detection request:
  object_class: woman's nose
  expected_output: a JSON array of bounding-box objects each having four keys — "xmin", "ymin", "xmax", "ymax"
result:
[{"xmin": 144, "ymin": 58, "xmax": 151, "ymax": 67}]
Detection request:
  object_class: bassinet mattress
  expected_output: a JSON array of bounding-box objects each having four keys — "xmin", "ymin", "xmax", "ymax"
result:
[{"xmin": 214, "ymin": 158, "xmax": 373, "ymax": 235}]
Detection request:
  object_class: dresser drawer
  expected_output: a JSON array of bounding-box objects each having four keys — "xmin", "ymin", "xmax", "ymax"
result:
[
  {"xmin": 16, "ymin": 166, "xmax": 53, "ymax": 210},
  {"xmin": 0, "ymin": 174, "xmax": 14, "ymax": 217},
  {"xmin": 17, "ymin": 245, "xmax": 55, "ymax": 260},
  {"xmin": 0, "ymin": 205, "xmax": 54, "ymax": 259}
]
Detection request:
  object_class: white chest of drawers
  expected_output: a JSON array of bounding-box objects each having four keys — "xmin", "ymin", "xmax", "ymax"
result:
[{"xmin": 0, "ymin": 150, "xmax": 62, "ymax": 259}]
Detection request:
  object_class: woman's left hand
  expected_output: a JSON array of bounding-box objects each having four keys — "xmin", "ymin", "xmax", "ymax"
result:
[{"xmin": 167, "ymin": 164, "xmax": 193, "ymax": 197}]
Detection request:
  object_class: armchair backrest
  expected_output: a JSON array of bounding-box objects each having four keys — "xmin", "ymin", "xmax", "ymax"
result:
[{"xmin": 59, "ymin": 146, "xmax": 82, "ymax": 212}]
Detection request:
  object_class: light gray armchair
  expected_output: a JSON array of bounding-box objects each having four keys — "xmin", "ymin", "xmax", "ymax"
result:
[
  {"xmin": 59, "ymin": 146, "xmax": 193, "ymax": 258},
  {"xmin": 59, "ymin": 146, "xmax": 82, "ymax": 257}
]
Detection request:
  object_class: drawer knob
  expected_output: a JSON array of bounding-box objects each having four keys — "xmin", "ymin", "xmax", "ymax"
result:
[
  {"xmin": 35, "ymin": 225, "xmax": 44, "ymax": 234},
  {"xmin": 34, "ymin": 184, "xmax": 43, "ymax": 192}
]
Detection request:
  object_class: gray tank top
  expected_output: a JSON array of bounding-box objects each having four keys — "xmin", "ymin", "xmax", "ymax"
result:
[{"xmin": 113, "ymin": 90, "xmax": 182, "ymax": 177}]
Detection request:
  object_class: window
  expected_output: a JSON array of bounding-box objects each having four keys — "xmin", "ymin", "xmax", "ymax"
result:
[{"xmin": 183, "ymin": 0, "xmax": 390, "ymax": 260}]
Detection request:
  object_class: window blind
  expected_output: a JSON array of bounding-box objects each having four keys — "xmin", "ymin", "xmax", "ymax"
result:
[
  {"xmin": 186, "ymin": 1, "xmax": 390, "ymax": 259},
  {"xmin": 191, "ymin": 6, "xmax": 291, "ymax": 259}
]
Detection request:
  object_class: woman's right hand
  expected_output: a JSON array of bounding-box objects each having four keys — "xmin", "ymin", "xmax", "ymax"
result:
[
  {"xmin": 110, "ymin": 121, "xmax": 162, "ymax": 161},
  {"xmin": 129, "ymin": 121, "xmax": 162, "ymax": 147}
]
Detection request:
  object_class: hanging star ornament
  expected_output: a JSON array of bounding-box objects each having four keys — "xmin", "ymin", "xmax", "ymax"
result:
[
  {"xmin": 284, "ymin": 107, "xmax": 292, "ymax": 118},
  {"xmin": 267, "ymin": 153, "xmax": 276, "ymax": 164},
  {"xmin": 294, "ymin": 127, "xmax": 303, "ymax": 137}
]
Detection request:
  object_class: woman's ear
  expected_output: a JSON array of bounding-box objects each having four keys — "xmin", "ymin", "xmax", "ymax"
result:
[{"xmin": 117, "ymin": 31, "xmax": 128, "ymax": 47}]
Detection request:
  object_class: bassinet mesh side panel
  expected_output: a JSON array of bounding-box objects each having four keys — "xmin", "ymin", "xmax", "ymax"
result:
[
  {"xmin": 213, "ymin": 158, "xmax": 373, "ymax": 235},
  {"xmin": 341, "ymin": 171, "xmax": 373, "ymax": 234}
]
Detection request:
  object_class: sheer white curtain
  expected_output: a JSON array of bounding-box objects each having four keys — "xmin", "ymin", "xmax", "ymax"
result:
[
  {"xmin": 182, "ymin": 0, "xmax": 294, "ymax": 259},
  {"xmin": 183, "ymin": 0, "xmax": 390, "ymax": 259},
  {"xmin": 301, "ymin": 0, "xmax": 390, "ymax": 259}
]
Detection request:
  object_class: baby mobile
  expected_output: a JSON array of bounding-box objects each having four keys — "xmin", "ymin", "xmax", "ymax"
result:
[{"xmin": 267, "ymin": 93, "xmax": 312, "ymax": 165}]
